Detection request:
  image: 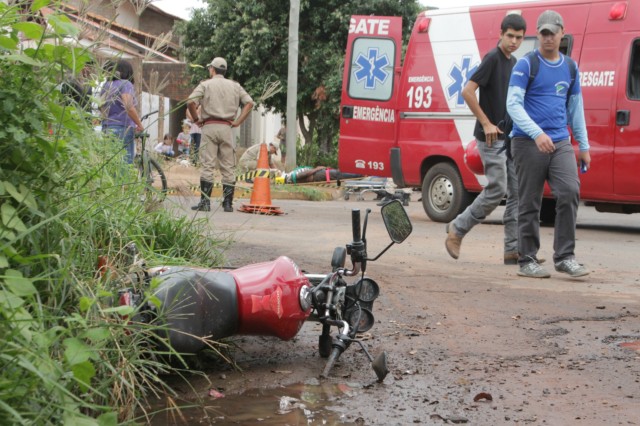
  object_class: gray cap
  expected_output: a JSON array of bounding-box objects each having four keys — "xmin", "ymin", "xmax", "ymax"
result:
[
  {"xmin": 208, "ymin": 57, "xmax": 227, "ymax": 70},
  {"xmin": 537, "ymin": 10, "xmax": 564, "ymax": 34}
]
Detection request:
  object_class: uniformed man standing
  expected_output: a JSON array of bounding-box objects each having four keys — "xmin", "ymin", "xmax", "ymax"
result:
[{"xmin": 187, "ymin": 57, "xmax": 254, "ymax": 212}]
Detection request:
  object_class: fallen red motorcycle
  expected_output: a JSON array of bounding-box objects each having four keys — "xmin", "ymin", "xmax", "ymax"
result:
[{"xmin": 117, "ymin": 200, "xmax": 412, "ymax": 380}]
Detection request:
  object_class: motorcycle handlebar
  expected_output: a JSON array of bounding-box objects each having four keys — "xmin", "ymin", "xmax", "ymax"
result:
[
  {"xmin": 141, "ymin": 110, "xmax": 159, "ymax": 122},
  {"xmin": 321, "ymin": 346, "xmax": 342, "ymax": 378},
  {"xmin": 346, "ymin": 209, "xmax": 366, "ymax": 276},
  {"xmin": 351, "ymin": 209, "xmax": 361, "ymax": 243}
]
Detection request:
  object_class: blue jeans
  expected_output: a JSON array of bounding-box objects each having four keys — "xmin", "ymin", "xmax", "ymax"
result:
[
  {"xmin": 190, "ymin": 133, "xmax": 201, "ymax": 154},
  {"xmin": 452, "ymin": 139, "xmax": 518, "ymax": 254},
  {"xmin": 103, "ymin": 125, "xmax": 135, "ymax": 164}
]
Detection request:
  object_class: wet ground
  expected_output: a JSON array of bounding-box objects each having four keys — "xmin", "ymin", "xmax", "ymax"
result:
[{"xmin": 156, "ymin": 192, "xmax": 640, "ymax": 425}]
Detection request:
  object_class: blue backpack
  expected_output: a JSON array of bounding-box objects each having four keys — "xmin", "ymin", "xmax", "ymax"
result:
[{"xmin": 500, "ymin": 51, "xmax": 578, "ymax": 158}]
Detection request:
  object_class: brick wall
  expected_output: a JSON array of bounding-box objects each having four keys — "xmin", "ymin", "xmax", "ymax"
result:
[{"xmin": 141, "ymin": 62, "xmax": 193, "ymax": 101}]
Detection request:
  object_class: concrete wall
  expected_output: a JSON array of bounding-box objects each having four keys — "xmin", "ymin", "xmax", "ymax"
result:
[
  {"xmin": 140, "ymin": 93, "xmax": 171, "ymax": 149},
  {"xmin": 65, "ymin": 0, "xmax": 139, "ymax": 28},
  {"xmin": 115, "ymin": 2, "xmax": 139, "ymax": 29}
]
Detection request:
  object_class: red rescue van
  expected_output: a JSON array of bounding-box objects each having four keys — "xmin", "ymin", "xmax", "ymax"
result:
[{"xmin": 338, "ymin": 1, "xmax": 640, "ymax": 223}]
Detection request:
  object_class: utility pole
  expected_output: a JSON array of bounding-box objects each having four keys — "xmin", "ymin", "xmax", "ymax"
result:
[{"xmin": 285, "ymin": 0, "xmax": 299, "ymax": 171}]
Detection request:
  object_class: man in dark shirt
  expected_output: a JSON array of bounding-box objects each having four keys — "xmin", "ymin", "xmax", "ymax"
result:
[{"xmin": 445, "ymin": 13, "xmax": 527, "ymax": 264}]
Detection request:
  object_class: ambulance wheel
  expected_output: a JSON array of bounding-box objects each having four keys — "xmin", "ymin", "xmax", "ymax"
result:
[{"xmin": 422, "ymin": 163, "xmax": 471, "ymax": 223}]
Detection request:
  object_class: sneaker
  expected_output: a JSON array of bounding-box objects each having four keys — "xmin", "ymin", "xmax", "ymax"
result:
[
  {"xmin": 445, "ymin": 222, "xmax": 462, "ymax": 259},
  {"xmin": 554, "ymin": 258, "xmax": 589, "ymax": 277},
  {"xmin": 517, "ymin": 260, "xmax": 551, "ymax": 278}
]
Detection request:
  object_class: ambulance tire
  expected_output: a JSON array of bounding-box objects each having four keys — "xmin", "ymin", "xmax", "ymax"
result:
[
  {"xmin": 422, "ymin": 163, "xmax": 471, "ymax": 223},
  {"xmin": 539, "ymin": 198, "xmax": 557, "ymax": 225}
]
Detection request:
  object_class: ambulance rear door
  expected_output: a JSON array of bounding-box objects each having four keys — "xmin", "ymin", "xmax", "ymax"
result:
[
  {"xmin": 613, "ymin": 37, "xmax": 640, "ymax": 197},
  {"xmin": 338, "ymin": 16, "xmax": 403, "ymax": 176}
]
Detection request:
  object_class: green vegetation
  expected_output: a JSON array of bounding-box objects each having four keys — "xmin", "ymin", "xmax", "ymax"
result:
[
  {"xmin": 0, "ymin": 1, "xmax": 223, "ymax": 424},
  {"xmin": 274, "ymin": 183, "xmax": 332, "ymax": 201}
]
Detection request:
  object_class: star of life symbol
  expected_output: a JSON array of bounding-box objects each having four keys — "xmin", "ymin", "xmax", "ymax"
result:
[
  {"xmin": 447, "ymin": 56, "xmax": 478, "ymax": 107},
  {"xmin": 354, "ymin": 47, "xmax": 390, "ymax": 90}
]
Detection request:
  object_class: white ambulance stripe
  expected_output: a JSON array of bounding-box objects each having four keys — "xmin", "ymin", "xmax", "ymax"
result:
[{"xmin": 428, "ymin": 8, "xmax": 480, "ymax": 152}]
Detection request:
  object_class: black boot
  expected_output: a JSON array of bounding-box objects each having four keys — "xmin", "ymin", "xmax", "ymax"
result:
[
  {"xmin": 222, "ymin": 184, "xmax": 234, "ymax": 212},
  {"xmin": 192, "ymin": 179, "xmax": 213, "ymax": 212}
]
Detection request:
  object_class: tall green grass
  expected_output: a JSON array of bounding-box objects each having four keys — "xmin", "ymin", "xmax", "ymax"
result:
[{"xmin": 0, "ymin": 1, "xmax": 224, "ymax": 424}]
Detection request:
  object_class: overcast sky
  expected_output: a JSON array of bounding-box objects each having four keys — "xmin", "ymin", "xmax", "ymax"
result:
[{"xmin": 153, "ymin": 0, "xmax": 540, "ymax": 21}]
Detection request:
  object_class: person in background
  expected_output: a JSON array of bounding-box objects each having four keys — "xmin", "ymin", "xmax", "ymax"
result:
[
  {"xmin": 176, "ymin": 122, "xmax": 191, "ymax": 156},
  {"xmin": 99, "ymin": 60, "xmax": 143, "ymax": 164},
  {"xmin": 154, "ymin": 133, "xmax": 175, "ymax": 158},
  {"xmin": 506, "ymin": 10, "xmax": 591, "ymax": 278},
  {"xmin": 277, "ymin": 124, "xmax": 287, "ymax": 166},
  {"xmin": 61, "ymin": 63, "xmax": 94, "ymax": 112},
  {"xmin": 445, "ymin": 13, "xmax": 527, "ymax": 265},
  {"xmin": 187, "ymin": 56, "xmax": 254, "ymax": 212},
  {"xmin": 186, "ymin": 106, "xmax": 202, "ymax": 163},
  {"xmin": 275, "ymin": 166, "xmax": 362, "ymax": 184},
  {"xmin": 238, "ymin": 142, "xmax": 279, "ymax": 180}
]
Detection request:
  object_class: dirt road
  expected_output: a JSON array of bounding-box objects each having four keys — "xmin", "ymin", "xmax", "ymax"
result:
[{"xmin": 159, "ymin": 194, "xmax": 640, "ymax": 425}]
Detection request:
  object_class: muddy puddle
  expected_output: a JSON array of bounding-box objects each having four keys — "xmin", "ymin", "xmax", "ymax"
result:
[{"xmin": 148, "ymin": 379, "xmax": 362, "ymax": 425}]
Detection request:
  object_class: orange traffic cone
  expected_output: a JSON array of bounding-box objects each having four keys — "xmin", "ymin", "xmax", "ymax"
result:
[{"xmin": 239, "ymin": 144, "xmax": 284, "ymax": 215}]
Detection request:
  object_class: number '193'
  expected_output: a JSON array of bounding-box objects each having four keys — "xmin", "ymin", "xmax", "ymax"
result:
[{"xmin": 368, "ymin": 161, "xmax": 384, "ymax": 170}]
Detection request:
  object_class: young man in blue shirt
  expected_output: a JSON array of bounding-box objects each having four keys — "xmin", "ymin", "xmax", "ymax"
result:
[{"xmin": 506, "ymin": 10, "xmax": 591, "ymax": 278}]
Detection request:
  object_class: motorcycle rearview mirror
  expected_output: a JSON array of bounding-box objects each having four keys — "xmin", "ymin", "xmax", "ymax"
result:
[
  {"xmin": 367, "ymin": 200, "xmax": 413, "ymax": 262},
  {"xmin": 380, "ymin": 200, "xmax": 412, "ymax": 243},
  {"xmin": 331, "ymin": 246, "xmax": 347, "ymax": 271}
]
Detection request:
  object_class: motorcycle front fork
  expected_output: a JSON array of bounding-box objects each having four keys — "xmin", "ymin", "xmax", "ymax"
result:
[
  {"xmin": 318, "ymin": 320, "xmax": 388, "ymax": 382},
  {"xmin": 319, "ymin": 324, "xmax": 332, "ymax": 358}
]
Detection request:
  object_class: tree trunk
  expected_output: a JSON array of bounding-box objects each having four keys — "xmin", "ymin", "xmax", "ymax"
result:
[{"xmin": 298, "ymin": 110, "xmax": 313, "ymax": 146}]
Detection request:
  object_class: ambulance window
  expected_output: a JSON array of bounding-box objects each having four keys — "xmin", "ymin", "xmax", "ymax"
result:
[
  {"xmin": 512, "ymin": 37, "xmax": 537, "ymax": 59},
  {"xmin": 348, "ymin": 37, "xmax": 396, "ymax": 101},
  {"xmin": 629, "ymin": 40, "xmax": 640, "ymax": 100},
  {"xmin": 512, "ymin": 35, "xmax": 573, "ymax": 59},
  {"xmin": 559, "ymin": 35, "xmax": 572, "ymax": 55}
]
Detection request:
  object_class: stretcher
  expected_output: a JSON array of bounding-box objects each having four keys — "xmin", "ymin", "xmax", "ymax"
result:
[{"xmin": 342, "ymin": 177, "xmax": 410, "ymax": 206}]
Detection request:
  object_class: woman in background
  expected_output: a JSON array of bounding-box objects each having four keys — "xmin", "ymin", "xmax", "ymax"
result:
[{"xmin": 100, "ymin": 60, "xmax": 143, "ymax": 164}]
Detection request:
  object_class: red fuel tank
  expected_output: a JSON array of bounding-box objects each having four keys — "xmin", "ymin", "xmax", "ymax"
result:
[{"xmin": 230, "ymin": 256, "xmax": 311, "ymax": 340}]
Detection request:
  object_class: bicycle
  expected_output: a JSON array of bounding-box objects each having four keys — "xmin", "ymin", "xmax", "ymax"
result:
[{"xmin": 134, "ymin": 110, "xmax": 167, "ymax": 203}]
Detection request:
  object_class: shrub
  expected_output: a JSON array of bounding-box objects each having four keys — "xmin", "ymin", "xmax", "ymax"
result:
[{"xmin": 0, "ymin": 2, "xmax": 223, "ymax": 423}]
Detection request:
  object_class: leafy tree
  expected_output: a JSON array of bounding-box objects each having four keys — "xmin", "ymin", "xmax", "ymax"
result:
[{"xmin": 178, "ymin": 0, "xmax": 420, "ymax": 159}]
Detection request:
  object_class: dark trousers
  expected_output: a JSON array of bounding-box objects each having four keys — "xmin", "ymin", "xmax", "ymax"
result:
[
  {"xmin": 190, "ymin": 133, "xmax": 201, "ymax": 154},
  {"xmin": 511, "ymin": 138, "xmax": 581, "ymax": 264}
]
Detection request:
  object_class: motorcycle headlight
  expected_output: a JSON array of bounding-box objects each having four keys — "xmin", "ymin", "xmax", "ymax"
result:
[{"xmin": 299, "ymin": 284, "xmax": 312, "ymax": 311}]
